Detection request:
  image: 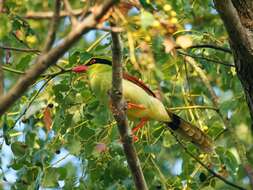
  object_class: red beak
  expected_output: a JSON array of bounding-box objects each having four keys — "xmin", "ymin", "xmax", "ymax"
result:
[{"xmin": 72, "ymin": 65, "xmax": 89, "ymax": 73}]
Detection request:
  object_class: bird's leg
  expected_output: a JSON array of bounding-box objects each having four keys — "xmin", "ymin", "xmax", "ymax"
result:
[
  {"xmin": 109, "ymin": 100, "xmax": 147, "ymax": 142},
  {"xmin": 132, "ymin": 118, "xmax": 148, "ymax": 142},
  {"xmin": 127, "ymin": 102, "xmax": 146, "ymax": 110}
]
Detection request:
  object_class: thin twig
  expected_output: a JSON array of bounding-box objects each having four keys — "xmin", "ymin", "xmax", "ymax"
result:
[
  {"xmin": 86, "ymin": 33, "xmax": 109, "ymax": 52},
  {"xmin": 43, "ymin": 0, "xmax": 61, "ymax": 52},
  {"xmin": 172, "ymin": 133, "xmax": 246, "ymax": 190},
  {"xmin": 111, "ymin": 25, "xmax": 148, "ymax": 190},
  {"xmin": 168, "ymin": 105, "xmax": 218, "ymax": 111},
  {"xmin": 96, "ymin": 26, "xmax": 124, "ymax": 32},
  {"xmin": 178, "ymin": 51, "xmax": 235, "ymax": 67},
  {"xmin": 175, "ymin": 44, "xmax": 232, "ymax": 54},
  {"xmin": 0, "ymin": 46, "xmax": 40, "ymax": 54},
  {"xmin": 46, "ymin": 153, "xmax": 70, "ymax": 169},
  {"xmin": 185, "ymin": 56, "xmax": 219, "ymax": 107},
  {"xmin": 2, "ymin": 65, "xmax": 72, "ymax": 77}
]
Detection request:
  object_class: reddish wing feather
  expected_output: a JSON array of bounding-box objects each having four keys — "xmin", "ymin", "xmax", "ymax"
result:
[{"xmin": 123, "ymin": 73, "xmax": 156, "ymax": 98}]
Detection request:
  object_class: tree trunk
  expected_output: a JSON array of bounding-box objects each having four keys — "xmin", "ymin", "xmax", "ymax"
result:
[{"xmin": 214, "ymin": 0, "xmax": 253, "ymax": 130}]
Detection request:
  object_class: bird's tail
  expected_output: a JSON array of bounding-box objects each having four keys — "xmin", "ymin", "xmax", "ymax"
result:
[{"xmin": 166, "ymin": 111, "xmax": 214, "ymax": 153}]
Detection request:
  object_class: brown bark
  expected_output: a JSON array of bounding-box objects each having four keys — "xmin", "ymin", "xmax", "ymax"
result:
[
  {"xmin": 0, "ymin": 50, "xmax": 4, "ymax": 95},
  {"xmin": 214, "ymin": 0, "xmax": 253, "ymax": 130},
  {"xmin": 111, "ymin": 26, "xmax": 148, "ymax": 190}
]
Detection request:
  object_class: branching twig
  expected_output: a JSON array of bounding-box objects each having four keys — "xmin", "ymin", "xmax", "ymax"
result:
[
  {"xmin": 43, "ymin": 0, "xmax": 61, "ymax": 52},
  {"xmin": 185, "ymin": 56, "xmax": 219, "ymax": 107},
  {"xmin": 175, "ymin": 44, "xmax": 232, "ymax": 54},
  {"xmin": 96, "ymin": 26, "xmax": 124, "ymax": 33},
  {"xmin": 0, "ymin": 0, "xmax": 116, "ymax": 116},
  {"xmin": 172, "ymin": 133, "xmax": 246, "ymax": 190},
  {"xmin": 63, "ymin": 0, "xmax": 78, "ymax": 26},
  {"xmin": 178, "ymin": 51, "xmax": 235, "ymax": 67},
  {"xmin": 0, "ymin": 46, "xmax": 40, "ymax": 54},
  {"xmin": 110, "ymin": 25, "xmax": 148, "ymax": 190}
]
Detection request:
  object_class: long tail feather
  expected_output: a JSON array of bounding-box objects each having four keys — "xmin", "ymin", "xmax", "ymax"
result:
[{"xmin": 166, "ymin": 111, "xmax": 214, "ymax": 153}]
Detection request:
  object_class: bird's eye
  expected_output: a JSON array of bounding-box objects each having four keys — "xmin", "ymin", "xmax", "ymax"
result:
[{"xmin": 91, "ymin": 58, "xmax": 96, "ymax": 64}]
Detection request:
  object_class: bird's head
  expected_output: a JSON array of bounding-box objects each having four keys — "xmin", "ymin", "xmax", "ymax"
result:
[{"xmin": 72, "ymin": 57, "xmax": 112, "ymax": 73}]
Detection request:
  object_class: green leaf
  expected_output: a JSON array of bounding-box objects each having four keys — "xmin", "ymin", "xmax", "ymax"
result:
[
  {"xmin": 66, "ymin": 138, "xmax": 82, "ymax": 155},
  {"xmin": 69, "ymin": 51, "xmax": 80, "ymax": 66},
  {"xmin": 80, "ymin": 52, "xmax": 93, "ymax": 63},
  {"xmin": 53, "ymin": 83, "xmax": 70, "ymax": 93},
  {"xmin": 57, "ymin": 167, "xmax": 67, "ymax": 180},
  {"xmin": 11, "ymin": 142, "xmax": 28, "ymax": 157},
  {"xmin": 140, "ymin": 10, "xmax": 155, "ymax": 29},
  {"xmin": 162, "ymin": 130, "xmax": 176, "ymax": 148},
  {"xmin": 17, "ymin": 55, "xmax": 32, "ymax": 70},
  {"xmin": 0, "ymin": 15, "xmax": 11, "ymax": 39},
  {"xmin": 79, "ymin": 126, "xmax": 95, "ymax": 139},
  {"xmin": 108, "ymin": 159, "xmax": 129, "ymax": 180},
  {"xmin": 139, "ymin": 0, "xmax": 156, "ymax": 11},
  {"xmin": 42, "ymin": 168, "xmax": 59, "ymax": 188},
  {"xmin": 224, "ymin": 150, "xmax": 238, "ymax": 173},
  {"xmin": 3, "ymin": 116, "xmax": 10, "ymax": 145},
  {"xmin": 216, "ymin": 147, "xmax": 239, "ymax": 175}
]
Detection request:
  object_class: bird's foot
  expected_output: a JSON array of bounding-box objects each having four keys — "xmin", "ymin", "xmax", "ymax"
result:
[{"xmin": 131, "ymin": 118, "xmax": 148, "ymax": 142}]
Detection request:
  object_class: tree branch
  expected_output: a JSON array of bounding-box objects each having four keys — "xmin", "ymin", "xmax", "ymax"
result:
[
  {"xmin": 0, "ymin": 54, "xmax": 4, "ymax": 95},
  {"xmin": 185, "ymin": 56, "xmax": 219, "ymax": 107},
  {"xmin": 110, "ymin": 26, "xmax": 148, "ymax": 190},
  {"xmin": 178, "ymin": 51, "xmax": 235, "ymax": 67},
  {"xmin": 43, "ymin": 0, "xmax": 61, "ymax": 52},
  {"xmin": 0, "ymin": 46, "xmax": 40, "ymax": 54},
  {"xmin": 0, "ymin": 0, "xmax": 116, "ymax": 116},
  {"xmin": 175, "ymin": 44, "xmax": 232, "ymax": 54},
  {"xmin": 24, "ymin": 9, "xmax": 83, "ymax": 20},
  {"xmin": 0, "ymin": 0, "xmax": 5, "ymax": 13}
]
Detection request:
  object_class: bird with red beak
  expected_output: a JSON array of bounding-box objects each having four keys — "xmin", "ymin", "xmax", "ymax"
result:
[{"xmin": 72, "ymin": 57, "xmax": 213, "ymax": 152}]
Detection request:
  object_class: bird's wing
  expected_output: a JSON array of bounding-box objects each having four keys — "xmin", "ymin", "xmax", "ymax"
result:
[{"xmin": 123, "ymin": 73, "xmax": 156, "ymax": 98}]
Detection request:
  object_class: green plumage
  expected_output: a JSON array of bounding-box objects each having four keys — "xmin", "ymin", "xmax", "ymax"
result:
[
  {"xmin": 80, "ymin": 60, "xmax": 213, "ymax": 152},
  {"xmin": 88, "ymin": 64, "xmax": 171, "ymax": 122}
]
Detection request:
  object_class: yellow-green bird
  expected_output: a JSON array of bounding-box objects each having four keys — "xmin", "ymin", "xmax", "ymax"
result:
[{"xmin": 72, "ymin": 57, "xmax": 213, "ymax": 152}]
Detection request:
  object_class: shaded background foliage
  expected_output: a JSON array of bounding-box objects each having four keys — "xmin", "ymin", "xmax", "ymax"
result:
[{"xmin": 0, "ymin": 0, "xmax": 252, "ymax": 189}]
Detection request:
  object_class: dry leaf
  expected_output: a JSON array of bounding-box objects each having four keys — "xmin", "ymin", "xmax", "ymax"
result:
[
  {"xmin": 43, "ymin": 106, "xmax": 52, "ymax": 132},
  {"xmin": 95, "ymin": 143, "xmax": 108, "ymax": 153},
  {"xmin": 163, "ymin": 37, "xmax": 176, "ymax": 54},
  {"xmin": 176, "ymin": 35, "xmax": 193, "ymax": 49}
]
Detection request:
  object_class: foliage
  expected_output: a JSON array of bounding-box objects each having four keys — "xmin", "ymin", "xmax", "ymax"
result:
[{"xmin": 0, "ymin": 0, "xmax": 252, "ymax": 189}]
